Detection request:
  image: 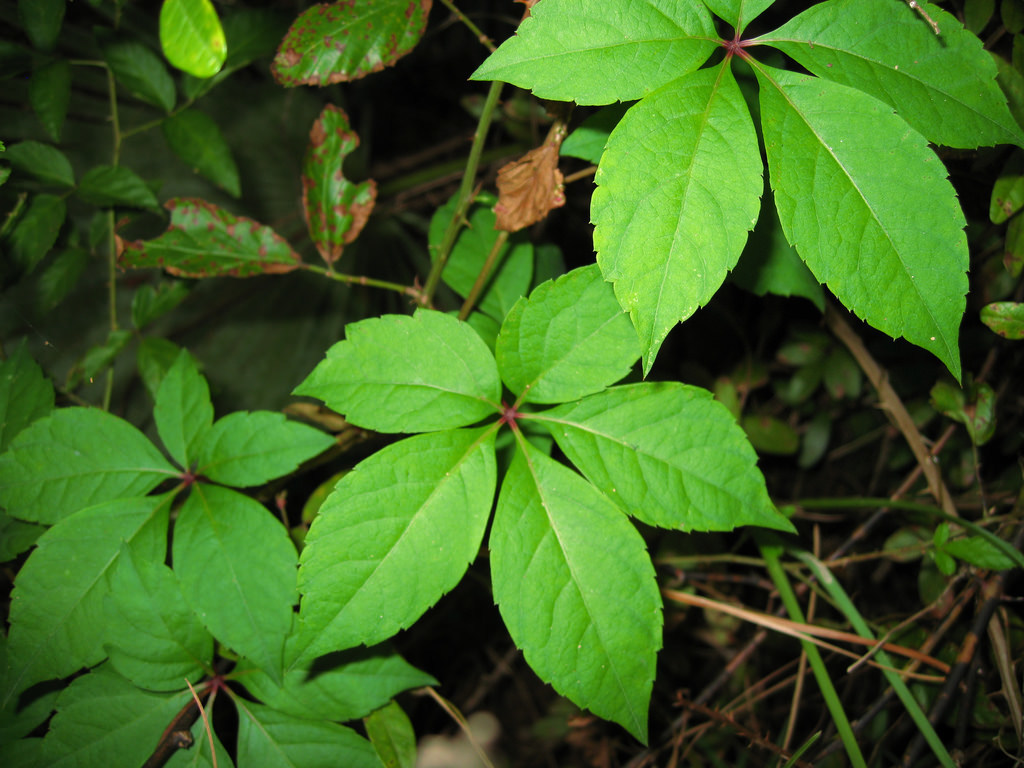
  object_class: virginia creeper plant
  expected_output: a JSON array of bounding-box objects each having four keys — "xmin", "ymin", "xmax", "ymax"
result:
[{"xmin": 1, "ymin": 0, "xmax": 1022, "ymax": 765}]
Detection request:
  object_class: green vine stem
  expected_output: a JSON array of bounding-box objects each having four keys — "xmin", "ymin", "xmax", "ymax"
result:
[{"xmin": 301, "ymin": 263, "xmax": 424, "ymax": 301}]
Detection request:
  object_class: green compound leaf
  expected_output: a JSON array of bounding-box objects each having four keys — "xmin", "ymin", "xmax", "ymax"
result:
[
  {"xmin": 470, "ymin": 0, "xmax": 718, "ymax": 105},
  {"xmin": 160, "ymin": 0, "xmax": 227, "ymax": 79},
  {"xmin": 298, "ymin": 428, "xmax": 496, "ymax": 657},
  {"xmin": 194, "ymin": 410, "xmax": 334, "ymax": 487},
  {"xmin": 0, "ymin": 340, "xmax": 54, "ymax": 453},
  {"xmin": 3, "ymin": 496, "xmax": 170, "ymax": 708},
  {"xmin": 702, "ymin": 0, "xmax": 775, "ymax": 32},
  {"xmin": 29, "ymin": 58, "xmax": 71, "ymax": 142},
  {"xmin": 76, "ymin": 165, "xmax": 160, "ymax": 211},
  {"xmin": 162, "ymin": 109, "xmax": 241, "ymax": 197},
  {"xmin": 153, "ymin": 350, "xmax": 213, "ymax": 470},
  {"xmin": 44, "ymin": 665, "xmax": 188, "ymax": 768},
  {"xmin": 0, "ymin": 407, "xmax": 178, "ymax": 525},
  {"xmin": 98, "ymin": 33, "xmax": 176, "ymax": 113},
  {"xmin": 303, "ymin": 104, "xmax": 377, "ymax": 265},
  {"xmin": 757, "ymin": 0, "xmax": 1024, "ymax": 149},
  {"xmin": 496, "ymin": 264, "xmax": 639, "ymax": 404},
  {"xmin": 296, "ymin": 309, "xmax": 501, "ymax": 433},
  {"xmin": 120, "ymin": 197, "xmax": 303, "ymax": 278},
  {"xmin": 4, "ymin": 140, "xmax": 74, "ymax": 187},
  {"xmin": 535, "ymin": 382, "xmax": 794, "ymax": 533},
  {"xmin": 594, "ymin": 64, "xmax": 763, "ymax": 374},
  {"xmin": 104, "ymin": 542, "xmax": 213, "ymax": 691},
  {"xmin": 755, "ymin": 66, "xmax": 967, "ymax": 380},
  {"xmin": 428, "ymin": 194, "xmax": 534, "ymax": 324},
  {"xmin": 236, "ymin": 699, "xmax": 384, "ymax": 768},
  {"xmin": 238, "ymin": 641, "xmax": 436, "ymax": 722},
  {"xmin": 173, "ymin": 484, "xmax": 296, "ymax": 684},
  {"xmin": 490, "ymin": 442, "xmax": 661, "ymax": 743},
  {"xmin": 272, "ymin": 0, "xmax": 433, "ymax": 87},
  {"xmin": 7, "ymin": 193, "xmax": 66, "ymax": 273}
]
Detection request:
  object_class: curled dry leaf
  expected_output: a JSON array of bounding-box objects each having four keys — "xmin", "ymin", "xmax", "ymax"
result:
[{"xmin": 494, "ymin": 143, "xmax": 565, "ymax": 233}]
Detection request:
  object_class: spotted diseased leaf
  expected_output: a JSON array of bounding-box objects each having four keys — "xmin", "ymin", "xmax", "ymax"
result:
[
  {"xmin": 272, "ymin": 0, "xmax": 433, "ymax": 87},
  {"xmin": 980, "ymin": 301, "xmax": 1024, "ymax": 339},
  {"xmin": 120, "ymin": 198, "xmax": 302, "ymax": 277},
  {"xmin": 303, "ymin": 105, "xmax": 376, "ymax": 265}
]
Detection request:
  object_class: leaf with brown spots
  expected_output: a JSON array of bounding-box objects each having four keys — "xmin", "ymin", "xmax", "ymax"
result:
[
  {"xmin": 119, "ymin": 198, "xmax": 302, "ymax": 278},
  {"xmin": 494, "ymin": 142, "xmax": 565, "ymax": 233},
  {"xmin": 303, "ymin": 105, "xmax": 376, "ymax": 265},
  {"xmin": 272, "ymin": 0, "xmax": 432, "ymax": 87}
]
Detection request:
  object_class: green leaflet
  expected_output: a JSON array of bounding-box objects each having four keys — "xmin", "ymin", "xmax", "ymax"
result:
[
  {"xmin": 7, "ymin": 194, "xmax": 66, "ymax": 272},
  {"xmin": 755, "ymin": 65, "xmax": 968, "ymax": 380},
  {"xmin": 237, "ymin": 640, "xmax": 435, "ymax": 722},
  {"xmin": 758, "ymin": 0, "xmax": 1024, "ymax": 149},
  {"xmin": 297, "ymin": 428, "xmax": 496, "ymax": 657},
  {"xmin": 535, "ymin": 382, "xmax": 794, "ymax": 533},
  {"xmin": 19, "ymin": 0, "xmax": 65, "ymax": 51},
  {"xmin": 194, "ymin": 411, "xmax": 334, "ymax": 486},
  {"xmin": 165, "ymin": 717, "xmax": 231, "ymax": 768},
  {"xmin": 490, "ymin": 441, "xmax": 661, "ymax": 743},
  {"xmin": 302, "ymin": 105, "xmax": 377, "ymax": 265},
  {"xmin": 428, "ymin": 194, "xmax": 534, "ymax": 324},
  {"xmin": 295, "ymin": 309, "xmax": 502, "ymax": 433},
  {"xmin": 495, "ymin": 264, "xmax": 639, "ymax": 403},
  {"xmin": 0, "ymin": 407, "xmax": 178, "ymax": 525},
  {"xmin": 44, "ymin": 665, "xmax": 188, "ymax": 768},
  {"xmin": 154, "ymin": 350, "xmax": 214, "ymax": 469},
  {"xmin": 29, "ymin": 58, "xmax": 71, "ymax": 142},
  {"xmin": 0, "ymin": 340, "xmax": 54, "ymax": 453},
  {"xmin": 160, "ymin": 0, "xmax": 227, "ymax": 79},
  {"xmin": 98, "ymin": 33, "xmax": 176, "ymax": 113},
  {"xmin": 593, "ymin": 64, "xmax": 763, "ymax": 374},
  {"xmin": 560, "ymin": 104, "xmax": 630, "ymax": 165},
  {"xmin": 236, "ymin": 699, "xmax": 384, "ymax": 768},
  {"xmin": 702, "ymin": 0, "xmax": 775, "ymax": 32},
  {"xmin": 120, "ymin": 198, "xmax": 302, "ymax": 278},
  {"xmin": 3, "ymin": 140, "xmax": 74, "ymax": 187},
  {"xmin": 364, "ymin": 701, "xmax": 417, "ymax": 768},
  {"xmin": 3, "ymin": 495, "xmax": 171, "ymax": 708},
  {"xmin": 172, "ymin": 484, "xmax": 297, "ymax": 684},
  {"xmin": 272, "ymin": 0, "xmax": 432, "ymax": 87},
  {"xmin": 162, "ymin": 109, "xmax": 241, "ymax": 197},
  {"xmin": 76, "ymin": 165, "xmax": 160, "ymax": 211},
  {"xmin": 104, "ymin": 543, "xmax": 213, "ymax": 692},
  {"xmin": 470, "ymin": 0, "xmax": 718, "ymax": 105}
]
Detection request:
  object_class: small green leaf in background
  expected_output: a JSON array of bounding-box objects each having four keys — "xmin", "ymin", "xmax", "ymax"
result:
[
  {"xmin": 160, "ymin": 0, "xmax": 227, "ymax": 79},
  {"xmin": 76, "ymin": 165, "xmax": 160, "ymax": 211},
  {"xmin": 296, "ymin": 309, "xmax": 501, "ymax": 433},
  {"xmin": 28, "ymin": 59, "xmax": 71, "ymax": 142},
  {"xmin": 131, "ymin": 279, "xmax": 191, "ymax": 330},
  {"xmin": 1006, "ymin": 0, "xmax": 1024, "ymax": 32},
  {"xmin": 235, "ymin": 699, "xmax": 385, "ymax": 768},
  {"xmin": 537, "ymin": 383, "xmax": 794, "ymax": 533},
  {"xmin": 238, "ymin": 642, "xmax": 435, "ymax": 723},
  {"xmin": 496, "ymin": 264, "xmax": 639, "ymax": 403},
  {"xmin": 3, "ymin": 141, "xmax": 74, "ymax": 187},
  {"xmin": 98, "ymin": 33, "xmax": 177, "ymax": 113},
  {"xmin": 703, "ymin": 0, "xmax": 775, "ymax": 32},
  {"xmin": 37, "ymin": 246, "xmax": 89, "ymax": 311},
  {"xmin": 137, "ymin": 337, "xmax": 191, "ymax": 400},
  {"xmin": 18, "ymin": 0, "xmax": 65, "ymax": 51},
  {"xmin": 365, "ymin": 700, "xmax": 418, "ymax": 768},
  {"xmin": 65, "ymin": 328, "xmax": 133, "ymax": 390},
  {"xmin": 42, "ymin": 665, "xmax": 188, "ymax": 767},
  {"xmin": 173, "ymin": 484, "xmax": 296, "ymax": 684},
  {"xmin": 0, "ymin": 340, "xmax": 54, "ymax": 452},
  {"xmin": 0, "ymin": 407, "xmax": 178, "ymax": 525},
  {"xmin": 162, "ymin": 109, "xmax": 241, "ymax": 197},
  {"xmin": 560, "ymin": 104, "xmax": 630, "ymax": 164},
  {"xmin": 0, "ymin": 513, "xmax": 45, "ymax": 563},
  {"xmin": 964, "ymin": 0, "xmax": 996, "ymax": 34},
  {"xmin": 990, "ymin": 150, "xmax": 1024, "ymax": 223},
  {"xmin": 298, "ymin": 428, "xmax": 496, "ymax": 656},
  {"xmin": 428, "ymin": 194, "xmax": 534, "ymax": 324},
  {"xmin": 272, "ymin": 0, "xmax": 433, "ymax": 87},
  {"xmin": 154, "ymin": 350, "xmax": 213, "ymax": 469},
  {"xmin": 6, "ymin": 194, "xmax": 66, "ymax": 273},
  {"xmin": 980, "ymin": 301, "xmax": 1024, "ymax": 339},
  {"xmin": 929, "ymin": 379, "xmax": 997, "ymax": 445},
  {"xmin": 120, "ymin": 197, "xmax": 303, "ymax": 277},
  {"xmin": 470, "ymin": 0, "xmax": 718, "ymax": 104},
  {"xmin": 756, "ymin": 65, "xmax": 968, "ymax": 381},
  {"xmin": 194, "ymin": 410, "xmax": 334, "ymax": 487},
  {"xmin": 303, "ymin": 104, "xmax": 376, "ymax": 265},
  {"xmin": 742, "ymin": 414, "xmax": 800, "ymax": 455},
  {"xmin": 490, "ymin": 442, "xmax": 662, "ymax": 742},
  {"xmin": 3, "ymin": 496, "xmax": 171, "ymax": 705},
  {"xmin": 103, "ymin": 542, "xmax": 213, "ymax": 691},
  {"xmin": 944, "ymin": 535, "xmax": 1019, "ymax": 570}
]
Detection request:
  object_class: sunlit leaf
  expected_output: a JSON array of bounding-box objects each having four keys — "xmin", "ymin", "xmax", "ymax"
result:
[{"xmin": 160, "ymin": 0, "xmax": 227, "ymax": 79}]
